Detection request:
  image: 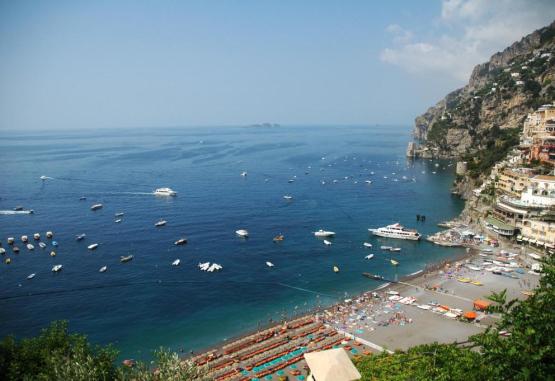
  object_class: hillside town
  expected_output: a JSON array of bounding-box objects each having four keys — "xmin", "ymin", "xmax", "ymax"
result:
[{"xmin": 460, "ymin": 101, "xmax": 555, "ymax": 253}]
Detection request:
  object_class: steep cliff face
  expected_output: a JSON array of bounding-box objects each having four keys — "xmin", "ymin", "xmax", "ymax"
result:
[{"xmin": 414, "ymin": 20, "xmax": 555, "ymax": 158}]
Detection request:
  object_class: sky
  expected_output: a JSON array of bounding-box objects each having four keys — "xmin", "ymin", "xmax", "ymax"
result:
[{"xmin": 1, "ymin": 0, "xmax": 554, "ymax": 130}]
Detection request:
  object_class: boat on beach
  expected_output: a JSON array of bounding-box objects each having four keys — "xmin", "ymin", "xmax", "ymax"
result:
[
  {"xmin": 369, "ymin": 223, "xmax": 420, "ymax": 240},
  {"xmin": 120, "ymin": 255, "xmax": 134, "ymax": 263},
  {"xmin": 154, "ymin": 187, "xmax": 177, "ymax": 196}
]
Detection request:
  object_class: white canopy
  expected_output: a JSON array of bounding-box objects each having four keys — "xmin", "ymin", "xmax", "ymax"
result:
[{"xmin": 304, "ymin": 348, "xmax": 361, "ymax": 381}]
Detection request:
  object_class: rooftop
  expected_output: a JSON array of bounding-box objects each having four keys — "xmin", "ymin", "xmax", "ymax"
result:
[{"xmin": 304, "ymin": 348, "xmax": 361, "ymax": 381}]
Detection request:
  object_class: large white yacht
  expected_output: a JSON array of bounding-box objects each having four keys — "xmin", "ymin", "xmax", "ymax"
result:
[
  {"xmin": 369, "ymin": 223, "xmax": 421, "ymax": 241},
  {"xmin": 154, "ymin": 187, "xmax": 177, "ymax": 196}
]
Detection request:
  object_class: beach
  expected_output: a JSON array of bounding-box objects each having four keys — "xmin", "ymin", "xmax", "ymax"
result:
[{"xmin": 192, "ymin": 232, "xmax": 541, "ymax": 381}]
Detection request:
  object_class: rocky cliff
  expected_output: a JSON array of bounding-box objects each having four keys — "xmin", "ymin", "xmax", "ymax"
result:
[{"xmin": 414, "ymin": 20, "xmax": 555, "ymax": 159}]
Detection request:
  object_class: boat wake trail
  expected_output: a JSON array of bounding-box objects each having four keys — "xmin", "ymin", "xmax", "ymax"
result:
[
  {"xmin": 276, "ymin": 283, "xmax": 334, "ymax": 298},
  {"xmin": 0, "ymin": 210, "xmax": 33, "ymax": 215}
]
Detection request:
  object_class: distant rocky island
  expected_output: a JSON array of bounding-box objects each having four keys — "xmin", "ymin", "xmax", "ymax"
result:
[{"xmin": 247, "ymin": 123, "xmax": 281, "ymax": 128}]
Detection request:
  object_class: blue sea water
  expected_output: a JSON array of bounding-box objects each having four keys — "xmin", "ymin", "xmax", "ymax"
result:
[{"xmin": 0, "ymin": 125, "xmax": 465, "ymax": 359}]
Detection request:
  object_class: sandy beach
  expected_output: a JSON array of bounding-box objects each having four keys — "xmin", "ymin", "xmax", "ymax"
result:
[{"xmin": 191, "ymin": 232, "xmax": 542, "ymax": 381}]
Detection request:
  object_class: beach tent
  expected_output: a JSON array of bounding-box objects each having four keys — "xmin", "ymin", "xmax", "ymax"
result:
[
  {"xmin": 304, "ymin": 348, "xmax": 361, "ymax": 381},
  {"xmin": 473, "ymin": 299, "xmax": 491, "ymax": 311}
]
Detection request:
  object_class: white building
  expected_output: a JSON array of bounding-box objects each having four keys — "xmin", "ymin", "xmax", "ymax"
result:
[{"xmin": 521, "ymin": 175, "xmax": 555, "ymax": 206}]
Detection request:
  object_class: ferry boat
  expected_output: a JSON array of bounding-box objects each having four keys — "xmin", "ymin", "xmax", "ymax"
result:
[
  {"xmin": 154, "ymin": 187, "xmax": 177, "ymax": 196},
  {"xmin": 369, "ymin": 223, "xmax": 420, "ymax": 241}
]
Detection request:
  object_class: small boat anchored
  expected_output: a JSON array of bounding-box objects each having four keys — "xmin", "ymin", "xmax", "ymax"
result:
[
  {"xmin": 172, "ymin": 259, "xmax": 181, "ymax": 266},
  {"xmin": 27, "ymin": 273, "xmax": 36, "ymax": 279},
  {"xmin": 283, "ymin": 195, "xmax": 293, "ymax": 200},
  {"xmin": 155, "ymin": 220, "xmax": 167, "ymax": 227},
  {"xmin": 76, "ymin": 234, "xmax": 86, "ymax": 241},
  {"xmin": 365, "ymin": 254, "xmax": 374, "ymax": 260},
  {"xmin": 88, "ymin": 243, "xmax": 99, "ymax": 250},
  {"xmin": 91, "ymin": 204, "xmax": 103, "ymax": 211},
  {"xmin": 174, "ymin": 238, "xmax": 188, "ymax": 246},
  {"xmin": 120, "ymin": 255, "xmax": 134, "ymax": 263},
  {"xmin": 52, "ymin": 264, "xmax": 63, "ymax": 272},
  {"xmin": 323, "ymin": 239, "xmax": 332, "ymax": 246},
  {"xmin": 333, "ymin": 265, "xmax": 340, "ymax": 273},
  {"xmin": 99, "ymin": 266, "xmax": 107, "ymax": 273},
  {"xmin": 235, "ymin": 229, "xmax": 249, "ymax": 238},
  {"xmin": 266, "ymin": 261, "xmax": 274, "ymax": 267},
  {"xmin": 273, "ymin": 234, "xmax": 285, "ymax": 242},
  {"xmin": 363, "ymin": 242, "xmax": 372, "ymax": 248}
]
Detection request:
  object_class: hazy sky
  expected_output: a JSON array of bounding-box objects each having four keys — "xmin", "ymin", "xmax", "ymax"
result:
[{"xmin": 1, "ymin": 0, "xmax": 554, "ymax": 130}]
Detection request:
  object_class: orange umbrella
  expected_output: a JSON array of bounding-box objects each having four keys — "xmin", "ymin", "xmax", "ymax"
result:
[{"xmin": 464, "ymin": 311, "xmax": 477, "ymax": 320}]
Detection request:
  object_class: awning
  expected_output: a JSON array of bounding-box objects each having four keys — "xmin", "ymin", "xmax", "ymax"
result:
[
  {"xmin": 522, "ymin": 237, "xmax": 529, "ymax": 242},
  {"xmin": 464, "ymin": 311, "xmax": 477, "ymax": 320}
]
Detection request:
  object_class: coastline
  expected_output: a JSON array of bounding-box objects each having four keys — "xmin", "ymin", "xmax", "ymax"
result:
[{"xmin": 187, "ymin": 244, "xmax": 478, "ymax": 358}]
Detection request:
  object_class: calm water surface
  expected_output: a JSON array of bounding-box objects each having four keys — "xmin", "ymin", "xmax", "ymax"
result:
[{"xmin": 0, "ymin": 125, "xmax": 464, "ymax": 358}]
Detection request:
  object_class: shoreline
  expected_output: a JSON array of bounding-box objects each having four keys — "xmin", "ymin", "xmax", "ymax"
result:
[{"xmin": 187, "ymin": 244, "xmax": 478, "ymax": 359}]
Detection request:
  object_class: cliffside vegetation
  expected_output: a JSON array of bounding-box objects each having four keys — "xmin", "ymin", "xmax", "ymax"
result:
[{"xmin": 414, "ymin": 21, "xmax": 555, "ymax": 164}]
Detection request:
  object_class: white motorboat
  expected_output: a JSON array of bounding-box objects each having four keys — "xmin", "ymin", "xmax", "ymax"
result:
[
  {"xmin": 88, "ymin": 243, "xmax": 99, "ymax": 250},
  {"xmin": 241, "ymin": 171, "xmax": 248, "ymax": 177},
  {"xmin": 115, "ymin": 219, "xmax": 122, "ymax": 223},
  {"xmin": 369, "ymin": 223, "xmax": 421, "ymax": 241},
  {"xmin": 0, "ymin": 248, "xmax": 5, "ymax": 255},
  {"xmin": 99, "ymin": 266, "xmax": 107, "ymax": 273},
  {"xmin": 33, "ymin": 233, "xmax": 40, "ymax": 240},
  {"xmin": 172, "ymin": 259, "xmax": 181, "ymax": 266},
  {"xmin": 7, "ymin": 237, "xmax": 14, "ymax": 244},
  {"xmin": 283, "ymin": 195, "xmax": 293, "ymax": 200},
  {"xmin": 380, "ymin": 245, "xmax": 392, "ymax": 250},
  {"xmin": 154, "ymin": 187, "xmax": 177, "ymax": 196},
  {"xmin": 365, "ymin": 254, "xmax": 374, "ymax": 260},
  {"xmin": 323, "ymin": 239, "xmax": 332, "ymax": 246},
  {"xmin": 52, "ymin": 264, "xmax": 63, "ymax": 272},
  {"xmin": 207, "ymin": 263, "xmax": 223, "ymax": 272},
  {"xmin": 39, "ymin": 242, "xmax": 47, "ymax": 249},
  {"xmin": 314, "ymin": 229, "xmax": 335, "ymax": 237},
  {"xmin": 390, "ymin": 247, "xmax": 401, "ymax": 252},
  {"xmin": 198, "ymin": 262, "xmax": 211, "ymax": 271},
  {"xmin": 266, "ymin": 261, "xmax": 274, "ymax": 267},
  {"xmin": 365, "ymin": 180, "xmax": 372, "ymax": 184},
  {"xmin": 27, "ymin": 273, "xmax": 36, "ymax": 279},
  {"xmin": 235, "ymin": 229, "xmax": 249, "ymax": 238},
  {"xmin": 76, "ymin": 233, "xmax": 86, "ymax": 241},
  {"xmin": 27, "ymin": 244, "xmax": 34, "ymax": 250},
  {"xmin": 115, "ymin": 212, "xmax": 124, "ymax": 217},
  {"xmin": 21, "ymin": 235, "xmax": 28, "ymax": 243},
  {"xmin": 46, "ymin": 231, "xmax": 53, "ymax": 238},
  {"xmin": 120, "ymin": 255, "xmax": 134, "ymax": 263},
  {"xmin": 363, "ymin": 242, "xmax": 372, "ymax": 248},
  {"xmin": 91, "ymin": 204, "xmax": 103, "ymax": 211},
  {"xmin": 174, "ymin": 238, "xmax": 188, "ymax": 245},
  {"xmin": 155, "ymin": 220, "xmax": 167, "ymax": 227}
]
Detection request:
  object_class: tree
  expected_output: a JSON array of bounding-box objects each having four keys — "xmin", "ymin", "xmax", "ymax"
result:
[{"xmin": 470, "ymin": 255, "xmax": 555, "ymax": 380}]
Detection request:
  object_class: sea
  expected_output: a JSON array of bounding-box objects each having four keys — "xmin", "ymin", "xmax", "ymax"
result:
[{"xmin": 0, "ymin": 125, "xmax": 465, "ymax": 359}]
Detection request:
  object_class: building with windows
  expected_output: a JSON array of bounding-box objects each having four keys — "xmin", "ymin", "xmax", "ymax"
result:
[{"xmin": 521, "ymin": 175, "xmax": 555, "ymax": 206}]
